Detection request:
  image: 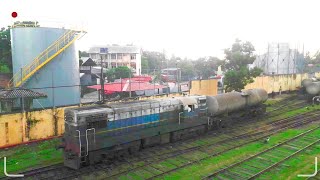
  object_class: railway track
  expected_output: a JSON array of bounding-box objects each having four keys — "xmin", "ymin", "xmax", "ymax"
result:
[
  {"xmin": 140, "ymin": 115, "xmax": 320, "ymax": 180},
  {"xmin": 3, "ymin": 98, "xmax": 315, "ymax": 180},
  {"xmin": 33, "ymin": 110, "xmax": 319, "ymax": 180},
  {"xmin": 202, "ymin": 126, "xmax": 320, "ymax": 180}
]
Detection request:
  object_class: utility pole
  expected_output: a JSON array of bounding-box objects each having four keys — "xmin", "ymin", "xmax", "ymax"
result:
[
  {"xmin": 277, "ymin": 43, "xmax": 279, "ymax": 74},
  {"xmin": 176, "ymin": 60, "xmax": 180, "ymax": 92},
  {"xmin": 52, "ymin": 68, "xmax": 55, "ymax": 108},
  {"xmin": 100, "ymin": 55, "xmax": 105, "ymax": 103},
  {"xmin": 153, "ymin": 69, "xmax": 156, "ymax": 97},
  {"xmin": 129, "ymin": 56, "xmax": 132, "ymax": 98},
  {"xmin": 267, "ymin": 44, "xmax": 269, "ymax": 75}
]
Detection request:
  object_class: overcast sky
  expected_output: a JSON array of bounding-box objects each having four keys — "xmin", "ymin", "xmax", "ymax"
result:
[{"xmin": 0, "ymin": 0, "xmax": 319, "ymax": 59}]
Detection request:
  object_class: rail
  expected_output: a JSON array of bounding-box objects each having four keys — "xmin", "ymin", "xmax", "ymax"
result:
[{"xmin": 202, "ymin": 126, "xmax": 320, "ymax": 179}]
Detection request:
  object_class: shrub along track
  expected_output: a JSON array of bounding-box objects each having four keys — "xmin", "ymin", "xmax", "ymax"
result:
[{"xmin": 17, "ymin": 106, "xmax": 320, "ymax": 180}]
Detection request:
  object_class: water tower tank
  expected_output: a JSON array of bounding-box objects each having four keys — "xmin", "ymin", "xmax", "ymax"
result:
[{"xmin": 11, "ymin": 27, "xmax": 81, "ymax": 108}]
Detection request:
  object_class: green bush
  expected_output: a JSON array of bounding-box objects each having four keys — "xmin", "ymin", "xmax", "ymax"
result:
[{"xmin": 0, "ymin": 64, "xmax": 10, "ymax": 73}]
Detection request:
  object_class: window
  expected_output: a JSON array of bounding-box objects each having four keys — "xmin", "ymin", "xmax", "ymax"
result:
[
  {"xmin": 188, "ymin": 105, "xmax": 194, "ymax": 112},
  {"xmin": 111, "ymin": 54, "xmax": 116, "ymax": 59},
  {"xmin": 117, "ymin": 53, "xmax": 122, "ymax": 59},
  {"xmin": 130, "ymin": 54, "xmax": 136, "ymax": 60}
]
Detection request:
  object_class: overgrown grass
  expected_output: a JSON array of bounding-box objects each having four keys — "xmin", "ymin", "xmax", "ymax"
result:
[
  {"xmin": 156, "ymin": 125, "xmax": 320, "ymax": 180},
  {"xmin": 272, "ymin": 105, "xmax": 320, "ymax": 120},
  {"xmin": 0, "ymin": 138, "xmax": 62, "ymax": 176},
  {"xmin": 259, "ymin": 144, "xmax": 320, "ymax": 180}
]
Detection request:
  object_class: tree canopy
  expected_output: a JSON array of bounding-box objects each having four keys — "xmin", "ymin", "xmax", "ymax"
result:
[
  {"xmin": 105, "ymin": 66, "xmax": 133, "ymax": 82},
  {"xmin": 223, "ymin": 39, "xmax": 262, "ymax": 92},
  {"xmin": 194, "ymin": 57, "xmax": 222, "ymax": 79},
  {"xmin": 141, "ymin": 50, "xmax": 222, "ymax": 81},
  {"xmin": 0, "ymin": 26, "xmax": 12, "ymax": 73}
]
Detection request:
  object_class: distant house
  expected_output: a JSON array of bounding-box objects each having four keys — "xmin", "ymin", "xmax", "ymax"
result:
[
  {"xmin": 0, "ymin": 88, "xmax": 47, "ymax": 113},
  {"xmin": 88, "ymin": 45, "xmax": 142, "ymax": 75},
  {"xmin": 79, "ymin": 57, "xmax": 99, "ymax": 86},
  {"xmin": 80, "ymin": 57, "xmax": 96, "ymax": 74}
]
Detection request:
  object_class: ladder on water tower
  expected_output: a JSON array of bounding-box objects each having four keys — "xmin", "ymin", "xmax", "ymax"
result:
[{"xmin": 8, "ymin": 29, "xmax": 86, "ymax": 88}]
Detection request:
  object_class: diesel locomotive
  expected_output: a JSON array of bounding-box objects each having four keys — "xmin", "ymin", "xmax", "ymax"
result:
[{"xmin": 63, "ymin": 88, "xmax": 268, "ymax": 169}]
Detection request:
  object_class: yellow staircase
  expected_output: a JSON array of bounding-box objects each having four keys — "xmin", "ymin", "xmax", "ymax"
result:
[{"xmin": 8, "ymin": 29, "xmax": 85, "ymax": 88}]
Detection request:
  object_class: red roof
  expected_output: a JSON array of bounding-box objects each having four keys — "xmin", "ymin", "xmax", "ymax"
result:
[{"xmin": 88, "ymin": 80, "xmax": 165, "ymax": 94}]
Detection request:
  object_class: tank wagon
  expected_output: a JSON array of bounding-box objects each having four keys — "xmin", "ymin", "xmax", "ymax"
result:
[
  {"xmin": 63, "ymin": 89, "xmax": 268, "ymax": 169},
  {"xmin": 302, "ymin": 78, "xmax": 320, "ymax": 101}
]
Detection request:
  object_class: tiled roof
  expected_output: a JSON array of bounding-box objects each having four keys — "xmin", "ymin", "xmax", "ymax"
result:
[
  {"xmin": 88, "ymin": 45, "xmax": 141, "ymax": 54},
  {"xmin": 81, "ymin": 57, "xmax": 97, "ymax": 66},
  {"xmin": 0, "ymin": 89, "xmax": 47, "ymax": 100}
]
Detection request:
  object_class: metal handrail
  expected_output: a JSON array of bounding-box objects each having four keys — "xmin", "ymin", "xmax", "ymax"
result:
[
  {"xmin": 8, "ymin": 29, "xmax": 83, "ymax": 87},
  {"xmin": 85, "ymin": 128, "xmax": 96, "ymax": 156},
  {"xmin": 76, "ymin": 130, "xmax": 82, "ymax": 157}
]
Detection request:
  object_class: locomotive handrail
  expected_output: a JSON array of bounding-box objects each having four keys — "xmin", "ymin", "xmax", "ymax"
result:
[
  {"xmin": 76, "ymin": 130, "xmax": 82, "ymax": 157},
  {"xmin": 85, "ymin": 128, "xmax": 96, "ymax": 156}
]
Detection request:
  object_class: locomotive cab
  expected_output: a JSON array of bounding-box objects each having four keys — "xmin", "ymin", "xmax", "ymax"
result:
[{"xmin": 176, "ymin": 96, "xmax": 207, "ymax": 122}]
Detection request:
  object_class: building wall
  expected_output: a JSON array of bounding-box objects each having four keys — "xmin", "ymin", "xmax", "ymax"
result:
[
  {"xmin": 89, "ymin": 52, "xmax": 141, "ymax": 75},
  {"xmin": 89, "ymin": 50, "xmax": 141, "ymax": 75},
  {"xmin": 0, "ymin": 108, "xmax": 65, "ymax": 148},
  {"xmin": 244, "ymin": 73, "xmax": 316, "ymax": 93},
  {"xmin": 189, "ymin": 79, "xmax": 218, "ymax": 96}
]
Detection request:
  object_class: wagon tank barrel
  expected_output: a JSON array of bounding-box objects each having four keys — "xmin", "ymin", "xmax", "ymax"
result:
[
  {"xmin": 302, "ymin": 78, "xmax": 318, "ymax": 88},
  {"xmin": 206, "ymin": 89, "xmax": 268, "ymax": 116},
  {"xmin": 306, "ymin": 81, "xmax": 320, "ymax": 95}
]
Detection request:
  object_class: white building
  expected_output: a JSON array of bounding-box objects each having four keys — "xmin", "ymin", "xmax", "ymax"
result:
[{"xmin": 88, "ymin": 45, "xmax": 142, "ymax": 75}]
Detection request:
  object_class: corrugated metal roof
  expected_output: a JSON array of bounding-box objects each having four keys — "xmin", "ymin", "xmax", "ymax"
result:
[
  {"xmin": 88, "ymin": 45, "xmax": 141, "ymax": 54},
  {"xmin": 0, "ymin": 89, "xmax": 47, "ymax": 100},
  {"xmin": 88, "ymin": 81, "xmax": 165, "ymax": 94}
]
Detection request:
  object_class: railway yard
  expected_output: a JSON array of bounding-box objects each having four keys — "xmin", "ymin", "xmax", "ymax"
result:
[
  {"xmin": 0, "ymin": 93, "xmax": 319, "ymax": 180},
  {"xmin": 1, "ymin": 2, "xmax": 320, "ymax": 179}
]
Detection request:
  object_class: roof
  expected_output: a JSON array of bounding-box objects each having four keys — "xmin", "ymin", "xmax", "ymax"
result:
[
  {"xmin": 175, "ymin": 97, "xmax": 197, "ymax": 106},
  {"xmin": 88, "ymin": 81, "xmax": 165, "ymax": 94},
  {"xmin": 0, "ymin": 89, "xmax": 47, "ymax": 100},
  {"xmin": 81, "ymin": 57, "xmax": 97, "ymax": 66},
  {"xmin": 88, "ymin": 45, "xmax": 141, "ymax": 54}
]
